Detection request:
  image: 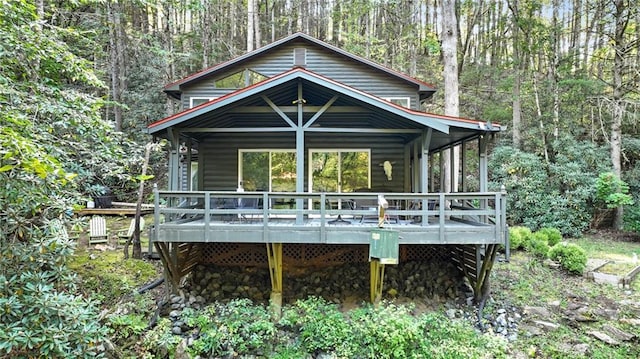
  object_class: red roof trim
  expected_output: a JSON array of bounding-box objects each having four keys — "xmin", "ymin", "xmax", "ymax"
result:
[
  {"xmin": 149, "ymin": 67, "xmax": 488, "ymax": 130},
  {"xmin": 150, "ymin": 69, "xmax": 299, "ymax": 129}
]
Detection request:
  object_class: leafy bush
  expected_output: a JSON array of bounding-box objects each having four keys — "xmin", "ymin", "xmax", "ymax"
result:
[
  {"xmin": 418, "ymin": 312, "xmax": 507, "ymax": 358},
  {"xmin": 549, "ymin": 243, "xmax": 588, "ymax": 274},
  {"xmin": 0, "ymin": 231, "xmax": 107, "ymax": 358},
  {"xmin": 537, "ymin": 227, "xmax": 563, "ymax": 246},
  {"xmin": 596, "ymin": 172, "xmax": 634, "ymax": 208},
  {"xmin": 525, "ymin": 232, "xmax": 551, "ymax": 258},
  {"xmin": 184, "ymin": 299, "xmax": 277, "ymax": 357},
  {"xmin": 141, "ymin": 318, "xmax": 181, "ymax": 358},
  {"xmin": 509, "ymin": 226, "xmax": 533, "ymax": 250},
  {"xmin": 490, "ymin": 141, "xmax": 608, "ymax": 237},
  {"xmin": 349, "ymin": 303, "xmax": 424, "ymax": 358},
  {"xmin": 624, "ymin": 202, "xmax": 640, "ymax": 233},
  {"xmin": 280, "ymin": 296, "xmax": 356, "ymax": 357}
]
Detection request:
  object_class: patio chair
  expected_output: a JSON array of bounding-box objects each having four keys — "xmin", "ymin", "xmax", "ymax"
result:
[
  {"xmin": 118, "ymin": 217, "xmax": 146, "ymax": 245},
  {"xmin": 89, "ymin": 216, "xmax": 108, "ymax": 244},
  {"xmin": 49, "ymin": 219, "xmax": 78, "ymax": 241},
  {"xmin": 238, "ymin": 197, "xmax": 262, "ymax": 222}
]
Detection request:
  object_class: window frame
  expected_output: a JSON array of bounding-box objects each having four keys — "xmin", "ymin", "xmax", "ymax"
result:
[
  {"xmin": 238, "ymin": 149, "xmax": 297, "ymax": 192},
  {"xmin": 308, "ymin": 148, "xmax": 371, "ymax": 194},
  {"xmin": 189, "ymin": 96, "xmax": 216, "ymax": 108},
  {"xmin": 383, "ymin": 96, "xmax": 411, "ymax": 108}
]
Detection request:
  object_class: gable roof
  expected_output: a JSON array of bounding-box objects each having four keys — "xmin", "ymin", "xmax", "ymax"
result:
[
  {"xmin": 163, "ymin": 32, "xmax": 437, "ymax": 100},
  {"xmin": 149, "ymin": 67, "xmax": 501, "ymax": 138}
]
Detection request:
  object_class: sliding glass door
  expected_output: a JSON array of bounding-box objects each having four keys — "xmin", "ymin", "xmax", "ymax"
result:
[{"xmin": 309, "ymin": 149, "xmax": 370, "ymax": 208}]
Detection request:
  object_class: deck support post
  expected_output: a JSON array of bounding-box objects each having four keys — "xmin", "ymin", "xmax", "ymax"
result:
[
  {"xmin": 370, "ymin": 259, "xmax": 385, "ymax": 304},
  {"xmin": 266, "ymin": 243, "xmax": 283, "ymax": 317},
  {"xmin": 473, "ymin": 244, "xmax": 498, "ymax": 302}
]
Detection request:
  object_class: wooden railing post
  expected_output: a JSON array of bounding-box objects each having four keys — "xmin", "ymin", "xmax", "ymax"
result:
[{"xmin": 204, "ymin": 191, "xmax": 210, "ymax": 242}]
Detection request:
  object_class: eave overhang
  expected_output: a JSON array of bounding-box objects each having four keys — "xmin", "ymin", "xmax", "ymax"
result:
[{"xmin": 148, "ymin": 68, "xmax": 502, "ymax": 140}]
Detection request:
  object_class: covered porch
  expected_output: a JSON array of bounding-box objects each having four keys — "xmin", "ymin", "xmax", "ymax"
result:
[{"xmin": 148, "ymin": 69, "xmax": 506, "ymax": 304}]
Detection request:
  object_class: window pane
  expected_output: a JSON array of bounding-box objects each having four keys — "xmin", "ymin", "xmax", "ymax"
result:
[
  {"xmin": 271, "ymin": 152, "xmax": 296, "ymax": 192},
  {"xmin": 248, "ymin": 70, "xmax": 268, "ymax": 85},
  {"xmin": 341, "ymin": 151, "xmax": 370, "ymax": 192},
  {"xmin": 311, "ymin": 152, "xmax": 338, "ymax": 192},
  {"xmin": 385, "ymin": 97, "xmax": 410, "ymax": 108},
  {"xmin": 215, "ymin": 70, "xmax": 245, "ymax": 89},
  {"xmin": 242, "ymin": 152, "xmax": 269, "ymax": 191}
]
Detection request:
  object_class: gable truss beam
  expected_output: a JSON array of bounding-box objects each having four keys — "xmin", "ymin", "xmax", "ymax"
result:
[
  {"xmin": 303, "ymin": 95, "xmax": 339, "ymax": 129},
  {"xmin": 178, "ymin": 127, "xmax": 422, "ymax": 134},
  {"xmin": 228, "ymin": 106, "xmax": 363, "ymax": 113},
  {"xmin": 261, "ymin": 95, "xmax": 297, "ymax": 128}
]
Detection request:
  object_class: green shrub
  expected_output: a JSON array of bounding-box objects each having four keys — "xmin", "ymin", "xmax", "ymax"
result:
[
  {"xmin": 349, "ymin": 303, "xmax": 423, "ymax": 358},
  {"xmin": 490, "ymin": 142, "xmax": 608, "ymax": 237},
  {"xmin": 0, "ymin": 233, "xmax": 107, "ymax": 358},
  {"xmin": 596, "ymin": 172, "xmax": 634, "ymax": 208},
  {"xmin": 525, "ymin": 232, "xmax": 551, "ymax": 258},
  {"xmin": 549, "ymin": 243, "xmax": 588, "ymax": 274},
  {"xmin": 418, "ymin": 312, "xmax": 507, "ymax": 358},
  {"xmin": 509, "ymin": 226, "xmax": 533, "ymax": 250},
  {"xmin": 537, "ymin": 227, "xmax": 563, "ymax": 246},
  {"xmin": 141, "ymin": 318, "xmax": 181, "ymax": 358},
  {"xmin": 185, "ymin": 299, "xmax": 277, "ymax": 357},
  {"xmin": 280, "ymin": 296, "xmax": 355, "ymax": 357},
  {"xmin": 623, "ymin": 201, "xmax": 640, "ymax": 233}
]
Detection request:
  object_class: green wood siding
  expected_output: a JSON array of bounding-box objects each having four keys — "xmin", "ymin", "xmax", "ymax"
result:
[
  {"xmin": 181, "ymin": 41, "xmax": 419, "ymax": 110},
  {"xmin": 200, "ymin": 133, "xmax": 406, "ymax": 192}
]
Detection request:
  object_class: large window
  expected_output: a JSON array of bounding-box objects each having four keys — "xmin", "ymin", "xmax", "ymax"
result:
[
  {"xmin": 215, "ymin": 69, "xmax": 268, "ymax": 89},
  {"xmin": 309, "ymin": 150, "xmax": 370, "ymax": 193},
  {"xmin": 239, "ymin": 150, "xmax": 296, "ymax": 191}
]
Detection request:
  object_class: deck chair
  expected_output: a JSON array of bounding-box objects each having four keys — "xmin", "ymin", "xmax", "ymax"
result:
[
  {"xmin": 238, "ymin": 197, "xmax": 261, "ymax": 222},
  {"xmin": 118, "ymin": 217, "xmax": 146, "ymax": 244},
  {"xmin": 89, "ymin": 216, "xmax": 108, "ymax": 244},
  {"xmin": 49, "ymin": 219, "xmax": 78, "ymax": 241}
]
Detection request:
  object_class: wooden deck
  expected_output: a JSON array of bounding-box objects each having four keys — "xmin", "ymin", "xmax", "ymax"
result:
[
  {"xmin": 152, "ymin": 190, "xmax": 508, "ymax": 246},
  {"xmin": 151, "ymin": 190, "xmax": 507, "ymax": 304}
]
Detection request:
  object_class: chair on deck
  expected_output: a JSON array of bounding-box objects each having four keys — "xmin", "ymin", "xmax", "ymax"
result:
[
  {"xmin": 89, "ymin": 216, "xmax": 108, "ymax": 244},
  {"xmin": 49, "ymin": 219, "xmax": 78, "ymax": 241},
  {"xmin": 118, "ymin": 217, "xmax": 146, "ymax": 245},
  {"xmin": 237, "ymin": 197, "xmax": 262, "ymax": 222}
]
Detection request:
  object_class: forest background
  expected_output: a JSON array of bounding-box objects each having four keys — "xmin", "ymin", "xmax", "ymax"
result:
[{"xmin": 0, "ymin": 0, "xmax": 639, "ymax": 357}]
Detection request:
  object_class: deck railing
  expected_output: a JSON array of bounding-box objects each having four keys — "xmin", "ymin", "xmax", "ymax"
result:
[{"xmin": 152, "ymin": 188, "xmax": 508, "ymax": 245}]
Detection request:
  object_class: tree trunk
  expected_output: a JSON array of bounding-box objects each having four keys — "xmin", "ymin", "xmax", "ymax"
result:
[
  {"xmin": 126, "ymin": 143, "xmax": 152, "ymax": 259},
  {"xmin": 610, "ymin": 0, "xmax": 627, "ymax": 230},
  {"xmin": 107, "ymin": 0, "xmax": 123, "ymax": 132},
  {"xmin": 551, "ymin": 0, "xmax": 560, "ymax": 141},
  {"xmin": 440, "ymin": 0, "xmax": 460, "ymax": 193},
  {"xmin": 508, "ymin": 0, "xmax": 522, "ymax": 149},
  {"xmin": 247, "ymin": 0, "xmax": 255, "ymax": 51}
]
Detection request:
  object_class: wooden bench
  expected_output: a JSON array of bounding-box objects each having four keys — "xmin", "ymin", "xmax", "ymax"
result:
[
  {"xmin": 118, "ymin": 217, "xmax": 145, "ymax": 244},
  {"xmin": 89, "ymin": 216, "xmax": 108, "ymax": 244}
]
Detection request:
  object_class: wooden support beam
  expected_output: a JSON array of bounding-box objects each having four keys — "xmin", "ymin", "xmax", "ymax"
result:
[
  {"xmin": 155, "ymin": 242, "xmax": 179, "ymax": 293},
  {"xmin": 261, "ymin": 95, "xmax": 297, "ymax": 128},
  {"xmin": 474, "ymin": 244, "xmax": 498, "ymax": 302},
  {"xmin": 227, "ymin": 105, "xmax": 364, "ymax": 113},
  {"xmin": 303, "ymin": 95, "xmax": 339, "ymax": 128},
  {"xmin": 266, "ymin": 243, "xmax": 283, "ymax": 317},
  {"xmin": 370, "ymin": 259, "xmax": 385, "ymax": 303}
]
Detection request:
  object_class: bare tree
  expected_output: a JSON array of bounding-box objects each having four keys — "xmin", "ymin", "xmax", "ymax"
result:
[
  {"xmin": 247, "ymin": 0, "xmax": 255, "ymax": 51},
  {"xmin": 440, "ymin": 0, "xmax": 460, "ymax": 193}
]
